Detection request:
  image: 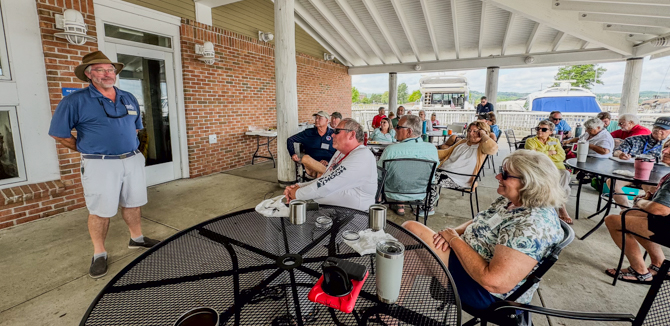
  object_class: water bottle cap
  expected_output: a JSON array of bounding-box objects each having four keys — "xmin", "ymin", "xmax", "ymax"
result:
[{"xmin": 376, "ymin": 240, "xmax": 405, "ymax": 259}]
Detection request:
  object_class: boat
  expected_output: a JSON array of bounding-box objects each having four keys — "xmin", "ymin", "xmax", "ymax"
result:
[
  {"xmin": 416, "ymin": 75, "xmax": 473, "ymax": 110},
  {"xmin": 525, "ymin": 81, "xmax": 602, "ymax": 113}
]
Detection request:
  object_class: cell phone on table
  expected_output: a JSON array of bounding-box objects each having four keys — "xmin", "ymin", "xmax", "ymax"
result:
[{"xmin": 306, "ymin": 201, "xmax": 319, "ymax": 211}]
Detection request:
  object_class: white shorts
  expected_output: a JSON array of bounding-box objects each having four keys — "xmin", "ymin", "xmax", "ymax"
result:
[{"xmin": 81, "ymin": 153, "xmax": 148, "ymax": 217}]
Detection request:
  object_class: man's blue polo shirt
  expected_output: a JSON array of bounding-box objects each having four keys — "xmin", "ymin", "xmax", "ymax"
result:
[
  {"xmin": 287, "ymin": 127, "xmax": 336, "ymax": 162},
  {"xmin": 554, "ymin": 120, "xmax": 572, "ymax": 133},
  {"xmin": 48, "ymin": 85, "xmax": 143, "ymax": 155}
]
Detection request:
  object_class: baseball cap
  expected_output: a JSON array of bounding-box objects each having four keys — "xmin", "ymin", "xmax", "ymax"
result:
[
  {"xmin": 653, "ymin": 117, "xmax": 670, "ymax": 130},
  {"xmin": 312, "ymin": 111, "xmax": 330, "ymax": 119},
  {"xmin": 331, "ymin": 112, "xmax": 342, "ymax": 119}
]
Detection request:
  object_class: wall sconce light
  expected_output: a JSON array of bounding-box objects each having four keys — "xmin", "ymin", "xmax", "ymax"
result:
[
  {"xmin": 259, "ymin": 31, "xmax": 274, "ymax": 43},
  {"xmin": 524, "ymin": 56, "xmax": 535, "ymax": 64},
  {"xmin": 414, "ymin": 64, "xmax": 422, "ymax": 71},
  {"xmin": 195, "ymin": 41, "xmax": 216, "ymax": 65},
  {"xmin": 54, "ymin": 9, "xmax": 96, "ymax": 45},
  {"xmin": 323, "ymin": 53, "xmax": 335, "ymax": 61}
]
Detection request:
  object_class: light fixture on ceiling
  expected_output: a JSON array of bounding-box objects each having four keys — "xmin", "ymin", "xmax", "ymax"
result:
[
  {"xmin": 259, "ymin": 31, "xmax": 274, "ymax": 43},
  {"xmin": 524, "ymin": 56, "xmax": 535, "ymax": 64},
  {"xmin": 414, "ymin": 64, "xmax": 422, "ymax": 71},
  {"xmin": 323, "ymin": 53, "xmax": 335, "ymax": 61},
  {"xmin": 195, "ymin": 41, "xmax": 216, "ymax": 65},
  {"xmin": 54, "ymin": 9, "xmax": 96, "ymax": 45}
]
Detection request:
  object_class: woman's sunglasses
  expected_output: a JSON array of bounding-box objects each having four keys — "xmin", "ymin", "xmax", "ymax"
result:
[
  {"xmin": 535, "ymin": 127, "xmax": 550, "ymax": 132},
  {"xmin": 499, "ymin": 166, "xmax": 521, "ymax": 180}
]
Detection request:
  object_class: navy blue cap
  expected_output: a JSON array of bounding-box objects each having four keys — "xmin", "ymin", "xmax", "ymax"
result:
[{"xmin": 653, "ymin": 117, "xmax": 670, "ymax": 130}]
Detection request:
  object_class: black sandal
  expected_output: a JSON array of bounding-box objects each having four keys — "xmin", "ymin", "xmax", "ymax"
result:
[
  {"xmin": 606, "ymin": 266, "xmax": 653, "ymax": 284},
  {"xmin": 649, "ymin": 264, "xmax": 670, "ymax": 277}
]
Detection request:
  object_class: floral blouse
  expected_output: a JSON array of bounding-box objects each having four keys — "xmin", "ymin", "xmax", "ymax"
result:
[{"xmin": 461, "ymin": 196, "xmax": 564, "ymax": 304}]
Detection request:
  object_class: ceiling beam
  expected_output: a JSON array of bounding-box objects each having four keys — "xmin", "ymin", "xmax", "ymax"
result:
[
  {"xmin": 575, "ymin": 0, "xmax": 670, "ymax": 4},
  {"xmin": 551, "ymin": 32, "xmax": 567, "ymax": 52},
  {"xmin": 526, "ymin": 22, "xmax": 541, "ymax": 54},
  {"xmin": 488, "ymin": 0, "xmax": 632, "ymax": 55},
  {"xmin": 651, "ymin": 49, "xmax": 670, "ymax": 60},
  {"xmin": 553, "ymin": 1, "xmax": 670, "ymax": 18},
  {"xmin": 334, "ymin": 0, "xmax": 389, "ymax": 64},
  {"xmin": 349, "ymin": 49, "xmax": 626, "ymax": 75},
  {"xmin": 451, "ymin": 0, "xmax": 461, "ymax": 59},
  {"xmin": 419, "ymin": 0, "xmax": 440, "ymax": 60},
  {"xmin": 604, "ymin": 24, "xmax": 670, "ymax": 35},
  {"xmin": 633, "ymin": 36, "xmax": 670, "ymax": 57},
  {"xmin": 294, "ymin": 1, "xmax": 360, "ymax": 66},
  {"xmin": 479, "ymin": 1, "xmax": 487, "ymax": 57},
  {"xmin": 305, "ymin": 0, "xmax": 375, "ymax": 65},
  {"xmin": 581, "ymin": 40, "xmax": 590, "ymax": 49},
  {"xmin": 390, "ymin": 0, "xmax": 421, "ymax": 61},
  {"xmin": 293, "ymin": 15, "xmax": 350, "ymax": 66},
  {"xmin": 579, "ymin": 13, "xmax": 670, "ymax": 27},
  {"xmin": 501, "ymin": 12, "xmax": 516, "ymax": 55},
  {"xmin": 361, "ymin": 0, "xmax": 405, "ymax": 63}
]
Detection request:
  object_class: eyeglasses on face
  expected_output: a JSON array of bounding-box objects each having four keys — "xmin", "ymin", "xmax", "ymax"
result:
[
  {"xmin": 499, "ymin": 166, "xmax": 521, "ymax": 180},
  {"xmin": 333, "ymin": 128, "xmax": 353, "ymax": 134},
  {"xmin": 91, "ymin": 68, "xmax": 116, "ymax": 74},
  {"xmin": 535, "ymin": 127, "xmax": 550, "ymax": 132},
  {"xmin": 551, "ymin": 117, "xmax": 562, "ymax": 121},
  {"xmin": 395, "ymin": 125, "xmax": 410, "ymax": 130}
]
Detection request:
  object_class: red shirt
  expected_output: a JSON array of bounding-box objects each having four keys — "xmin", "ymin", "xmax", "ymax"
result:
[
  {"xmin": 610, "ymin": 124, "xmax": 651, "ymax": 139},
  {"xmin": 372, "ymin": 114, "xmax": 386, "ymax": 129}
]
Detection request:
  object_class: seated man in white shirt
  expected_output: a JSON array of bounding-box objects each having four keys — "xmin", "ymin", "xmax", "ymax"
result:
[
  {"xmin": 562, "ymin": 118, "xmax": 614, "ymax": 158},
  {"xmin": 284, "ymin": 118, "xmax": 377, "ymax": 211}
]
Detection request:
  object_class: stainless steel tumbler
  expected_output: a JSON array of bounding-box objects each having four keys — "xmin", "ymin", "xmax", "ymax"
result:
[
  {"xmin": 289, "ymin": 200, "xmax": 306, "ymax": 224},
  {"xmin": 375, "ymin": 240, "xmax": 405, "ymax": 304},
  {"xmin": 369, "ymin": 204, "xmax": 387, "ymax": 231}
]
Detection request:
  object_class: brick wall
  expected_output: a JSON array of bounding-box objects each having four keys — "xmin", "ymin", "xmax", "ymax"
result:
[{"xmin": 181, "ymin": 20, "xmax": 350, "ymax": 177}]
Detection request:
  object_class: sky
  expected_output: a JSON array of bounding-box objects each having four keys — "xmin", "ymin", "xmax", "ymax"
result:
[{"xmin": 352, "ymin": 56, "xmax": 670, "ymax": 95}]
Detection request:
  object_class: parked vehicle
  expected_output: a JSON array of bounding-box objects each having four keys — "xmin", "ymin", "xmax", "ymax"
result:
[
  {"xmin": 416, "ymin": 76, "xmax": 472, "ymax": 111},
  {"xmin": 525, "ymin": 81, "xmax": 602, "ymax": 113}
]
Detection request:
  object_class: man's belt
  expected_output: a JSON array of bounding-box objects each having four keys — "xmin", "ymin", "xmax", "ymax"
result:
[{"xmin": 81, "ymin": 149, "xmax": 141, "ymax": 160}]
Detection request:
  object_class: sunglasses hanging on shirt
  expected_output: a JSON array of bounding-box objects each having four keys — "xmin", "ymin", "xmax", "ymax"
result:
[{"xmin": 98, "ymin": 97, "xmax": 131, "ymax": 119}]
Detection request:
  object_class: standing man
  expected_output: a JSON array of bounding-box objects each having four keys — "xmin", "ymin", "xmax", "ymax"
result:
[
  {"xmin": 330, "ymin": 112, "xmax": 342, "ymax": 129},
  {"xmin": 549, "ymin": 111, "xmax": 572, "ymax": 138},
  {"xmin": 391, "ymin": 106, "xmax": 405, "ymax": 128},
  {"xmin": 49, "ymin": 51, "xmax": 160, "ymax": 278},
  {"xmin": 476, "ymin": 96, "xmax": 494, "ymax": 115}
]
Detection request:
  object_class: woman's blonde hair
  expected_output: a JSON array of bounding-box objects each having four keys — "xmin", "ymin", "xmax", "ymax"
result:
[
  {"xmin": 468, "ymin": 121, "xmax": 490, "ymax": 133},
  {"xmin": 503, "ymin": 150, "xmax": 567, "ymax": 209}
]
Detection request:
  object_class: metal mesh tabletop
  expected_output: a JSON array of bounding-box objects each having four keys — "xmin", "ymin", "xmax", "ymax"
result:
[{"xmin": 81, "ymin": 206, "xmax": 461, "ymax": 326}]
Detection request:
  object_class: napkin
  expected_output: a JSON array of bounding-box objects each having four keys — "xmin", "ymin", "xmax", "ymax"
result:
[
  {"xmin": 255, "ymin": 195, "xmax": 289, "ymax": 217},
  {"xmin": 343, "ymin": 229, "xmax": 397, "ymax": 256},
  {"xmin": 613, "ymin": 170, "xmax": 635, "ymax": 177}
]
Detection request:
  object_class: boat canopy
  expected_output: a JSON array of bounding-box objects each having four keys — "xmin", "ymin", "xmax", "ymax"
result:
[{"xmin": 532, "ymin": 96, "xmax": 601, "ymax": 113}]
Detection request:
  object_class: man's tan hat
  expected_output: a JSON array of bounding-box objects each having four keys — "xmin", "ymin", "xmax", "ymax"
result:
[
  {"xmin": 312, "ymin": 111, "xmax": 330, "ymax": 119},
  {"xmin": 74, "ymin": 51, "xmax": 124, "ymax": 82}
]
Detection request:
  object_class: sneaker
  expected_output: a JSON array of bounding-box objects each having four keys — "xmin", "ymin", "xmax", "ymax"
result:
[
  {"xmin": 89, "ymin": 256, "xmax": 108, "ymax": 279},
  {"xmin": 128, "ymin": 236, "xmax": 161, "ymax": 249}
]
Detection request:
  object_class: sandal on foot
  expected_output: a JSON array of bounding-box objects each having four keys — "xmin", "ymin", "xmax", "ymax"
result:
[
  {"xmin": 559, "ymin": 215, "xmax": 573, "ymax": 225},
  {"xmin": 393, "ymin": 205, "xmax": 405, "ymax": 216},
  {"xmin": 605, "ymin": 266, "xmax": 653, "ymax": 284},
  {"xmin": 648, "ymin": 264, "xmax": 670, "ymax": 277}
]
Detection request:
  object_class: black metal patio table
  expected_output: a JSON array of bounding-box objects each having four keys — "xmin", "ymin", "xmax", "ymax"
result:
[
  {"xmin": 565, "ymin": 157, "xmax": 670, "ymax": 240},
  {"xmin": 80, "ymin": 206, "xmax": 461, "ymax": 326}
]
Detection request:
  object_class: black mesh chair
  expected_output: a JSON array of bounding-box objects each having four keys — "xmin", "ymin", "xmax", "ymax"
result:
[
  {"xmin": 612, "ymin": 207, "xmax": 670, "ymax": 286},
  {"xmin": 503, "ymin": 129, "xmax": 524, "ymax": 152},
  {"xmin": 435, "ymin": 156, "xmax": 489, "ymax": 219},
  {"xmin": 487, "ymin": 130, "xmax": 502, "ymax": 171},
  {"xmin": 479, "ymin": 259, "xmax": 670, "ymax": 326},
  {"xmin": 462, "ymin": 220, "xmax": 575, "ymax": 326},
  {"xmin": 378, "ymin": 158, "xmax": 437, "ymax": 225}
]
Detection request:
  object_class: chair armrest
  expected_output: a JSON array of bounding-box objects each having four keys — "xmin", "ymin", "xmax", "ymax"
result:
[
  {"xmin": 436, "ymin": 168, "xmax": 476, "ymax": 178},
  {"xmin": 487, "ymin": 301, "xmax": 635, "ymax": 323}
]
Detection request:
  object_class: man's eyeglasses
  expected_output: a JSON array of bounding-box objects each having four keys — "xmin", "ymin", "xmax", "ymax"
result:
[
  {"xmin": 91, "ymin": 68, "xmax": 116, "ymax": 74},
  {"xmin": 333, "ymin": 128, "xmax": 353, "ymax": 134},
  {"xmin": 535, "ymin": 127, "xmax": 550, "ymax": 132},
  {"xmin": 551, "ymin": 117, "xmax": 562, "ymax": 121},
  {"xmin": 98, "ymin": 97, "xmax": 130, "ymax": 119},
  {"xmin": 499, "ymin": 166, "xmax": 521, "ymax": 180},
  {"xmin": 395, "ymin": 125, "xmax": 410, "ymax": 130}
]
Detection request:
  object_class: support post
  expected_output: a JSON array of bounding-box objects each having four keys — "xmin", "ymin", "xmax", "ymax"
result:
[
  {"xmin": 389, "ymin": 72, "xmax": 398, "ymax": 113},
  {"xmin": 619, "ymin": 58, "xmax": 643, "ymax": 114},
  {"xmin": 275, "ymin": 0, "xmax": 299, "ymax": 186},
  {"xmin": 485, "ymin": 66, "xmax": 499, "ymax": 111}
]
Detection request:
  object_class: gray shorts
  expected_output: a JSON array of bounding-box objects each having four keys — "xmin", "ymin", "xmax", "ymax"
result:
[{"xmin": 81, "ymin": 153, "xmax": 148, "ymax": 217}]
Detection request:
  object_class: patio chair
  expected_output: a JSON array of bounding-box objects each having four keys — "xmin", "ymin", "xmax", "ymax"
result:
[
  {"xmin": 612, "ymin": 207, "xmax": 670, "ymax": 286},
  {"xmin": 377, "ymin": 158, "xmax": 437, "ymax": 225},
  {"xmin": 461, "ymin": 219, "xmax": 575, "ymax": 326},
  {"xmin": 486, "ymin": 129, "xmax": 502, "ymax": 171},
  {"xmin": 434, "ymin": 156, "xmax": 489, "ymax": 219},
  {"xmin": 503, "ymin": 129, "xmax": 523, "ymax": 152},
  {"xmin": 448, "ymin": 124, "xmax": 465, "ymax": 134},
  {"xmin": 478, "ymin": 259, "xmax": 670, "ymax": 326}
]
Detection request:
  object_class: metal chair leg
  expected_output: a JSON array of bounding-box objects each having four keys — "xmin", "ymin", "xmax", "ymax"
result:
[
  {"xmin": 475, "ymin": 187, "xmax": 480, "ymax": 212},
  {"xmin": 613, "ymin": 222, "xmax": 627, "ymax": 286},
  {"xmin": 469, "ymin": 192, "xmax": 475, "ymax": 219}
]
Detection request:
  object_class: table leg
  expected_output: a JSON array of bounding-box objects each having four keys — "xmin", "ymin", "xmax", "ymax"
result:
[
  {"xmin": 251, "ymin": 135, "xmax": 261, "ymax": 165},
  {"xmin": 575, "ymin": 181, "xmax": 583, "ymax": 220},
  {"xmin": 268, "ymin": 136, "xmax": 276, "ymax": 168},
  {"xmin": 580, "ymin": 178, "xmax": 616, "ymax": 240}
]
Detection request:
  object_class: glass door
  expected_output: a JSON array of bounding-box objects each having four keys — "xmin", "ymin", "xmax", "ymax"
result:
[{"xmin": 105, "ymin": 43, "xmax": 181, "ymax": 186}]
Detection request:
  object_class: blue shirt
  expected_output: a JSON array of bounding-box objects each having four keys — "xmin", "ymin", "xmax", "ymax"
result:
[
  {"xmin": 476, "ymin": 103, "xmax": 494, "ymax": 114},
  {"xmin": 48, "ymin": 85, "xmax": 143, "ymax": 155},
  {"xmin": 554, "ymin": 120, "xmax": 572, "ymax": 133},
  {"xmin": 616, "ymin": 134, "xmax": 665, "ymax": 160},
  {"xmin": 377, "ymin": 137, "xmax": 440, "ymax": 201},
  {"xmin": 370, "ymin": 128, "xmax": 396, "ymax": 142},
  {"xmin": 287, "ymin": 127, "xmax": 336, "ymax": 162},
  {"xmin": 490, "ymin": 124, "xmax": 500, "ymax": 139}
]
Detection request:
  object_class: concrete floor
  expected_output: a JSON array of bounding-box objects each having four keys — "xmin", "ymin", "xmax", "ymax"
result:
[{"xmin": 0, "ymin": 147, "xmax": 666, "ymax": 325}]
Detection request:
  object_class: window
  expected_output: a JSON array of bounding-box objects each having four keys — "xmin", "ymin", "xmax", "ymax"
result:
[
  {"xmin": 104, "ymin": 24, "xmax": 171, "ymax": 48},
  {"xmin": 0, "ymin": 107, "xmax": 26, "ymax": 186},
  {"xmin": 0, "ymin": 2, "xmax": 10, "ymax": 80}
]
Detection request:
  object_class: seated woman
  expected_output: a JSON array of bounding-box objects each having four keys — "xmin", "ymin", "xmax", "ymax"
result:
[
  {"xmin": 484, "ymin": 112, "xmax": 500, "ymax": 140},
  {"xmin": 370, "ymin": 117, "xmax": 396, "ymax": 142},
  {"xmin": 423, "ymin": 121, "xmax": 498, "ymax": 214},
  {"xmin": 525, "ymin": 120, "xmax": 573, "ymax": 224},
  {"xmin": 604, "ymin": 140, "xmax": 670, "ymax": 284},
  {"xmin": 438, "ymin": 121, "xmax": 496, "ymax": 150},
  {"xmin": 562, "ymin": 118, "xmax": 615, "ymax": 158},
  {"xmin": 403, "ymin": 150, "xmax": 565, "ymax": 310},
  {"xmin": 430, "ymin": 113, "xmax": 440, "ymax": 130}
]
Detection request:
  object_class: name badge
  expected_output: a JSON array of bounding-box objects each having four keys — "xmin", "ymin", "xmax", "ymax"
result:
[
  {"xmin": 128, "ymin": 111, "xmax": 138, "ymax": 115},
  {"xmin": 548, "ymin": 141, "xmax": 558, "ymax": 146},
  {"xmin": 321, "ymin": 143, "xmax": 330, "ymax": 150}
]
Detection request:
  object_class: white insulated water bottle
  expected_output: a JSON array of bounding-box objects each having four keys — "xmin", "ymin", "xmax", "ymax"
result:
[
  {"xmin": 375, "ymin": 240, "xmax": 405, "ymax": 304},
  {"xmin": 577, "ymin": 140, "xmax": 589, "ymax": 163}
]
